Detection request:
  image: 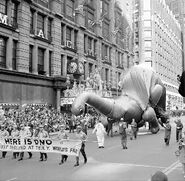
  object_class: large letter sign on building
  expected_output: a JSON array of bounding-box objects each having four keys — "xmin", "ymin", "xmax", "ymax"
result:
[
  {"xmin": 38, "ymin": 29, "xmax": 45, "ymax": 38},
  {"xmin": 0, "ymin": 13, "xmax": 8, "ymax": 25}
]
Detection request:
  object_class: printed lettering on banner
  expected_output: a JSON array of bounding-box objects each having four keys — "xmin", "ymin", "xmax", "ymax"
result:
[{"xmin": 0, "ymin": 137, "xmax": 82, "ymax": 156}]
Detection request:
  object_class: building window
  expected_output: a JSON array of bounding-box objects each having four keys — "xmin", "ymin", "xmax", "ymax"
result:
[
  {"xmin": 49, "ymin": 51, "xmax": 52, "ymax": 76},
  {"xmin": 74, "ymin": 30, "xmax": 77, "ymax": 50},
  {"xmin": 144, "ymin": 40, "xmax": 151, "ymax": 48},
  {"xmin": 61, "ymin": 54, "xmax": 64, "ymax": 76},
  {"xmin": 105, "ymin": 68, "xmax": 109, "ymax": 83},
  {"xmin": 29, "ymin": 45, "xmax": 33, "ymax": 73},
  {"xmin": 30, "ymin": 9, "xmax": 34, "ymax": 34},
  {"xmin": 37, "ymin": 13, "xmax": 45, "ymax": 35},
  {"xmin": 38, "ymin": 48, "xmax": 45, "ymax": 75},
  {"xmin": 84, "ymin": 35, "xmax": 86, "ymax": 53},
  {"xmin": 144, "ymin": 20, "xmax": 151, "ymax": 27},
  {"xmin": 61, "ymin": 0, "xmax": 65, "ymax": 15},
  {"xmin": 66, "ymin": 27, "xmax": 72, "ymax": 41},
  {"xmin": 11, "ymin": 2, "xmax": 18, "ymax": 28},
  {"xmin": 145, "ymin": 51, "xmax": 152, "ymax": 58},
  {"xmin": 61, "ymin": 24, "xmax": 64, "ymax": 45},
  {"xmin": 89, "ymin": 63, "xmax": 93, "ymax": 76},
  {"xmin": 66, "ymin": 0, "xmax": 74, "ymax": 20},
  {"xmin": 12, "ymin": 40, "xmax": 17, "ymax": 70},
  {"xmin": 0, "ymin": 0, "xmax": 7, "ymax": 15},
  {"xmin": 143, "ymin": 0, "xmax": 150, "ymax": 10},
  {"xmin": 94, "ymin": 40, "xmax": 97, "ymax": 56},
  {"xmin": 47, "ymin": 18, "xmax": 52, "ymax": 41},
  {"xmin": 103, "ymin": 21, "xmax": 109, "ymax": 40},
  {"xmin": 0, "ymin": 37, "xmax": 6, "ymax": 68},
  {"xmin": 88, "ymin": 37, "xmax": 92, "ymax": 50},
  {"xmin": 144, "ymin": 30, "xmax": 151, "ymax": 37}
]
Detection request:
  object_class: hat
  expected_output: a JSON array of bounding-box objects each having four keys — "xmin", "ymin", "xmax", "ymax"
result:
[
  {"xmin": 77, "ymin": 125, "xmax": 82, "ymax": 129},
  {"xmin": 20, "ymin": 124, "xmax": 24, "ymax": 127},
  {"xmin": 120, "ymin": 118, "xmax": 124, "ymax": 121}
]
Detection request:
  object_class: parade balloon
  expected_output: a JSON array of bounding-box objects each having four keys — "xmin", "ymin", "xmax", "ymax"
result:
[
  {"xmin": 178, "ymin": 71, "xmax": 185, "ymax": 97},
  {"xmin": 72, "ymin": 64, "xmax": 167, "ymax": 134}
]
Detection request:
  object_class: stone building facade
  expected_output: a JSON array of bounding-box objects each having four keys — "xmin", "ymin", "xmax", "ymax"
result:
[{"xmin": 0, "ymin": 0, "xmax": 134, "ymax": 110}]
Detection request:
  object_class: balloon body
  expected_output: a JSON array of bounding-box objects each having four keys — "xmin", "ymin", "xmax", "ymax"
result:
[{"xmin": 72, "ymin": 64, "xmax": 167, "ymax": 134}]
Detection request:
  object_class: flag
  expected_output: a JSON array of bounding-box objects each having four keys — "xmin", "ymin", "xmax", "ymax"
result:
[
  {"xmin": 96, "ymin": 12, "xmax": 107, "ymax": 26},
  {"xmin": 88, "ymin": 20, "xmax": 96, "ymax": 27}
]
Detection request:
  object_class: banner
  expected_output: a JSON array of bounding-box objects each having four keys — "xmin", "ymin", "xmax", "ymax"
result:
[{"xmin": 0, "ymin": 137, "xmax": 82, "ymax": 156}]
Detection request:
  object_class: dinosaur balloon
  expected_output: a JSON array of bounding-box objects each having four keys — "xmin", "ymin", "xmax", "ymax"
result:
[{"xmin": 72, "ymin": 64, "xmax": 168, "ymax": 134}]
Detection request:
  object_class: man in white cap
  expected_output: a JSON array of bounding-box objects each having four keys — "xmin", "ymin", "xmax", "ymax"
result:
[
  {"xmin": 74, "ymin": 125, "xmax": 87, "ymax": 166},
  {"xmin": 37, "ymin": 124, "xmax": 49, "ymax": 161},
  {"xmin": 0, "ymin": 124, "xmax": 9, "ymax": 159}
]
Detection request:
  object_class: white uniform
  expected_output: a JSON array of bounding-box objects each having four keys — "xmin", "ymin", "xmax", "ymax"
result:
[{"xmin": 92, "ymin": 122, "xmax": 106, "ymax": 147}]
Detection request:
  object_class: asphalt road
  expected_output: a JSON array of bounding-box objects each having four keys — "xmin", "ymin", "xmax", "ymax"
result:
[{"xmin": 0, "ymin": 117, "xmax": 185, "ymax": 181}]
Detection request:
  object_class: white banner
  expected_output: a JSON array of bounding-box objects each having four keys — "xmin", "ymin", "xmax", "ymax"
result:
[{"xmin": 0, "ymin": 137, "xmax": 82, "ymax": 156}]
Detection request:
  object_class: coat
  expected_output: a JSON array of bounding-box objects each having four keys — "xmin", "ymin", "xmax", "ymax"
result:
[
  {"xmin": 164, "ymin": 123, "xmax": 171, "ymax": 139},
  {"xmin": 92, "ymin": 122, "xmax": 106, "ymax": 136}
]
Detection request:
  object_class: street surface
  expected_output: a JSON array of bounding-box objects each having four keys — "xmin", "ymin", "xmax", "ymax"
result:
[{"xmin": 0, "ymin": 117, "xmax": 185, "ymax": 181}]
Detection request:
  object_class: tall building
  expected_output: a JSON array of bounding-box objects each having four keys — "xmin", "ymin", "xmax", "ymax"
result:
[
  {"xmin": 165, "ymin": 0, "xmax": 185, "ymax": 70},
  {"xmin": 133, "ymin": 0, "xmax": 184, "ymax": 110},
  {"xmin": 0, "ymin": 0, "xmax": 134, "ymax": 110}
]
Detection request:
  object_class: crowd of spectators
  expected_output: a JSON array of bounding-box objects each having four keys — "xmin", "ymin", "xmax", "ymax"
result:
[{"xmin": 0, "ymin": 104, "xmax": 97, "ymax": 135}]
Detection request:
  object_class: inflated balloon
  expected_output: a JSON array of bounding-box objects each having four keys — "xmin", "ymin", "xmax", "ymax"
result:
[
  {"xmin": 178, "ymin": 71, "xmax": 185, "ymax": 97},
  {"xmin": 72, "ymin": 64, "xmax": 167, "ymax": 134}
]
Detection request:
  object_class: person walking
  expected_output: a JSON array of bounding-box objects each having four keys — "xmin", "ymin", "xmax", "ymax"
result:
[
  {"xmin": 119, "ymin": 118, "xmax": 128, "ymax": 149},
  {"xmin": 177, "ymin": 131, "xmax": 185, "ymax": 178},
  {"xmin": 74, "ymin": 125, "xmax": 87, "ymax": 166},
  {"xmin": 163, "ymin": 120, "xmax": 171, "ymax": 146},
  {"xmin": 18, "ymin": 124, "xmax": 33, "ymax": 161},
  {"xmin": 37, "ymin": 124, "xmax": 49, "ymax": 161},
  {"xmin": 130, "ymin": 118, "xmax": 138, "ymax": 140},
  {"xmin": 174, "ymin": 118, "xmax": 183, "ymax": 142},
  {"xmin": 0, "ymin": 124, "xmax": 9, "ymax": 159},
  {"xmin": 55, "ymin": 124, "xmax": 69, "ymax": 165},
  {"xmin": 11, "ymin": 124, "xmax": 20, "ymax": 159},
  {"xmin": 92, "ymin": 119, "xmax": 106, "ymax": 148}
]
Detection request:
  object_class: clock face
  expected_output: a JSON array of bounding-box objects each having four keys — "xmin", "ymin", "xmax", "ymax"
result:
[
  {"xmin": 68, "ymin": 62, "xmax": 77, "ymax": 73},
  {"xmin": 79, "ymin": 62, "xmax": 84, "ymax": 74}
]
